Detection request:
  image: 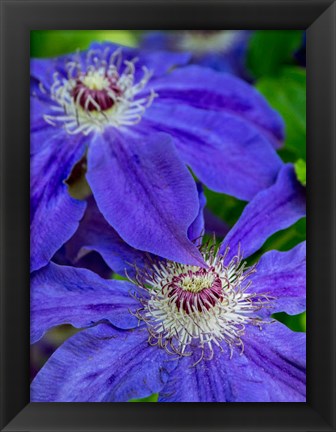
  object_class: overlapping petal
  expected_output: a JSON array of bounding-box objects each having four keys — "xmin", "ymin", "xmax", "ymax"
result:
[
  {"xmin": 30, "ymin": 131, "xmax": 87, "ymax": 271},
  {"xmin": 140, "ymin": 30, "xmax": 251, "ymax": 78},
  {"xmin": 30, "ymin": 83, "xmax": 55, "ymax": 142},
  {"xmin": 159, "ymin": 321, "xmax": 305, "ymax": 402},
  {"xmin": 31, "ymin": 56, "xmax": 69, "ymax": 91},
  {"xmin": 204, "ymin": 208, "xmax": 230, "ymax": 238},
  {"xmin": 31, "ymin": 324, "xmax": 177, "ymax": 402},
  {"xmin": 148, "ymin": 65, "xmax": 284, "ymax": 148},
  {"xmin": 187, "ymin": 183, "xmax": 206, "ymax": 245},
  {"xmin": 89, "ymin": 41, "xmax": 191, "ymax": 79},
  {"xmin": 86, "ymin": 130, "xmax": 205, "ymax": 266},
  {"xmin": 66, "ymin": 197, "xmax": 150, "ymax": 278},
  {"xmin": 31, "ymin": 263, "xmax": 141, "ymax": 343},
  {"xmin": 142, "ymin": 102, "xmax": 283, "ymax": 200},
  {"xmin": 220, "ymin": 164, "xmax": 306, "ymax": 261},
  {"xmin": 250, "ymin": 242, "xmax": 306, "ymax": 316},
  {"xmin": 241, "ymin": 322, "xmax": 306, "ymax": 401}
]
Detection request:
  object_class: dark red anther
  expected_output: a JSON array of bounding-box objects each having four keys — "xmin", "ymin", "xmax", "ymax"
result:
[
  {"xmin": 71, "ymin": 77, "xmax": 122, "ymax": 112},
  {"xmin": 166, "ymin": 271, "xmax": 224, "ymax": 314}
]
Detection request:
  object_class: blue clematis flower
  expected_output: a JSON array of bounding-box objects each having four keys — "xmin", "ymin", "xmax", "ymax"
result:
[
  {"xmin": 31, "ymin": 42, "xmax": 284, "ymax": 272},
  {"xmin": 30, "ymin": 165, "xmax": 306, "ymax": 402},
  {"xmin": 141, "ymin": 30, "xmax": 253, "ymax": 80}
]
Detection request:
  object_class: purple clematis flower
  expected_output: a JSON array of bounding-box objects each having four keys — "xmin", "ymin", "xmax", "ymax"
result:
[
  {"xmin": 141, "ymin": 30, "xmax": 252, "ymax": 80},
  {"xmin": 30, "ymin": 165, "xmax": 306, "ymax": 402},
  {"xmin": 31, "ymin": 42, "xmax": 284, "ymax": 272}
]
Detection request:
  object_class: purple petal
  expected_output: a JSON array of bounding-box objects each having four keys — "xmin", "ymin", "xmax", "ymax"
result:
[
  {"xmin": 241, "ymin": 322, "xmax": 306, "ymax": 401},
  {"xmin": 86, "ymin": 130, "xmax": 205, "ymax": 267},
  {"xmin": 30, "ymin": 131, "xmax": 87, "ymax": 271},
  {"xmin": 31, "ymin": 57, "xmax": 68, "ymax": 91},
  {"xmin": 140, "ymin": 31, "xmax": 177, "ymax": 51},
  {"xmin": 158, "ymin": 345, "xmax": 253, "ymax": 402},
  {"xmin": 193, "ymin": 32, "xmax": 252, "ymax": 79},
  {"xmin": 149, "ymin": 65, "xmax": 284, "ymax": 148},
  {"xmin": 30, "ymin": 85, "xmax": 54, "ymax": 139},
  {"xmin": 139, "ymin": 49, "xmax": 191, "ymax": 77},
  {"xmin": 220, "ymin": 164, "xmax": 306, "ymax": 261},
  {"xmin": 142, "ymin": 102, "xmax": 283, "ymax": 200},
  {"xmin": 187, "ymin": 183, "xmax": 206, "ymax": 245},
  {"xmin": 89, "ymin": 42, "xmax": 191, "ymax": 79},
  {"xmin": 73, "ymin": 251, "xmax": 115, "ymax": 279},
  {"xmin": 251, "ymin": 242, "xmax": 306, "ymax": 317},
  {"xmin": 204, "ymin": 208, "xmax": 230, "ymax": 238},
  {"xmin": 141, "ymin": 31, "xmax": 252, "ymax": 79},
  {"xmin": 66, "ymin": 196, "xmax": 150, "ymax": 278},
  {"xmin": 31, "ymin": 263, "xmax": 142, "ymax": 343},
  {"xmin": 159, "ymin": 322, "xmax": 305, "ymax": 402},
  {"xmin": 31, "ymin": 324, "xmax": 177, "ymax": 402}
]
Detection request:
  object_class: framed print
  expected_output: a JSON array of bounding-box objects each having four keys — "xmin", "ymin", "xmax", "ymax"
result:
[{"xmin": 1, "ymin": 0, "xmax": 335, "ymax": 431}]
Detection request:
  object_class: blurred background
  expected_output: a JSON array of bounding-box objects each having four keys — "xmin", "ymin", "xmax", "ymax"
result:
[{"xmin": 31, "ymin": 30, "xmax": 306, "ymax": 402}]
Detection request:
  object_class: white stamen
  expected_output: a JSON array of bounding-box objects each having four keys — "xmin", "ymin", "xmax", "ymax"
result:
[
  {"xmin": 42, "ymin": 48, "xmax": 157, "ymax": 135},
  {"xmin": 129, "ymin": 242, "xmax": 275, "ymax": 365}
]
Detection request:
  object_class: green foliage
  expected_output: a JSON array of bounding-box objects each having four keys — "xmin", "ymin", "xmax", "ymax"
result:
[
  {"xmin": 31, "ymin": 30, "xmax": 138, "ymax": 58},
  {"xmin": 273, "ymin": 311, "xmax": 306, "ymax": 332},
  {"xmin": 262, "ymin": 217, "xmax": 306, "ymax": 253},
  {"xmin": 247, "ymin": 31, "xmax": 303, "ymax": 79},
  {"xmin": 246, "ymin": 218, "xmax": 306, "ymax": 269},
  {"xmin": 257, "ymin": 67, "xmax": 306, "ymax": 161},
  {"xmin": 111, "ymin": 273, "xmax": 128, "ymax": 281},
  {"xmin": 295, "ymin": 159, "xmax": 306, "ymax": 186},
  {"xmin": 203, "ymin": 187, "xmax": 247, "ymax": 228},
  {"xmin": 129, "ymin": 393, "xmax": 159, "ymax": 402}
]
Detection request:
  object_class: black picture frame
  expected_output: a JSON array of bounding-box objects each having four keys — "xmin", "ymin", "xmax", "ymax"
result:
[{"xmin": 1, "ymin": 0, "xmax": 335, "ymax": 430}]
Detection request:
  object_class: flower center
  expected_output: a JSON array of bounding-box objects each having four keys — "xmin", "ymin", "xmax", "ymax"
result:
[
  {"xmin": 71, "ymin": 70, "xmax": 122, "ymax": 112},
  {"xmin": 42, "ymin": 48, "xmax": 157, "ymax": 135},
  {"xmin": 179, "ymin": 30, "xmax": 240, "ymax": 54},
  {"xmin": 131, "ymin": 243, "xmax": 275, "ymax": 364},
  {"xmin": 168, "ymin": 269, "xmax": 224, "ymax": 313}
]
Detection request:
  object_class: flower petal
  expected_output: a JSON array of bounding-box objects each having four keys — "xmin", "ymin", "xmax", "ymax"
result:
[
  {"xmin": 31, "ymin": 57, "xmax": 68, "ymax": 91},
  {"xmin": 31, "ymin": 263, "xmax": 142, "ymax": 343},
  {"xmin": 220, "ymin": 164, "xmax": 306, "ymax": 261},
  {"xmin": 251, "ymin": 242, "xmax": 306, "ymax": 316},
  {"xmin": 159, "ymin": 322, "xmax": 305, "ymax": 402},
  {"xmin": 149, "ymin": 65, "xmax": 284, "ymax": 148},
  {"xmin": 142, "ymin": 102, "xmax": 283, "ymax": 200},
  {"xmin": 30, "ymin": 132, "xmax": 87, "ymax": 271},
  {"xmin": 89, "ymin": 41, "xmax": 191, "ymax": 79},
  {"xmin": 204, "ymin": 208, "xmax": 230, "ymax": 238},
  {"xmin": 31, "ymin": 324, "xmax": 177, "ymax": 402},
  {"xmin": 241, "ymin": 322, "xmax": 306, "ymax": 401},
  {"xmin": 187, "ymin": 183, "xmax": 206, "ymax": 245},
  {"xmin": 141, "ymin": 30, "xmax": 252, "ymax": 79},
  {"xmin": 30, "ymin": 84, "xmax": 54, "ymax": 139},
  {"xmin": 66, "ymin": 196, "xmax": 150, "ymax": 278},
  {"xmin": 86, "ymin": 130, "xmax": 205, "ymax": 267}
]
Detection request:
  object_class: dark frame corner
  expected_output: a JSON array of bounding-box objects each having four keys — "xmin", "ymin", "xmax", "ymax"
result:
[{"xmin": 1, "ymin": 0, "xmax": 335, "ymax": 431}]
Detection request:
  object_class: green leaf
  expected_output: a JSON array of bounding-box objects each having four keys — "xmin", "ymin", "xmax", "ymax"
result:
[
  {"xmin": 31, "ymin": 30, "xmax": 138, "ymax": 58},
  {"xmin": 203, "ymin": 187, "xmax": 247, "ymax": 229},
  {"xmin": 129, "ymin": 393, "xmax": 159, "ymax": 402},
  {"xmin": 246, "ymin": 217, "xmax": 306, "ymax": 266},
  {"xmin": 111, "ymin": 273, "xmax": 128, "ymax": 281},
  {"xmin": 247, "ymin": 30, "xmax": 303, "ymax": 79},
  {"xmin": 273, "ymin": 311, "xmax": 306, "ymax": 332},
  {"xmin": 256, "ymin": 67, "xmax": 306, "ymax": 161},
  {"xmin": 294, "ymin": 159, "xmax": 306, "ymax": 186}
]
